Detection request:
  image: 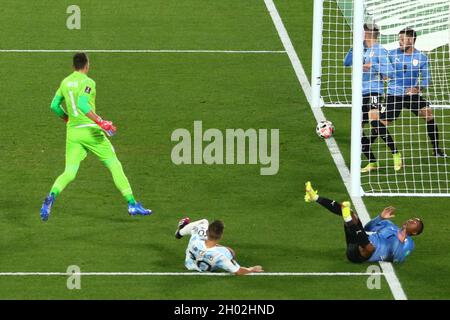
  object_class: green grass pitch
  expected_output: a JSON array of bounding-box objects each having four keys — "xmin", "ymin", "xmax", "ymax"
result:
[{"xmin": 0, "ymin": 0, "xmax": 449, "ymax": 299}]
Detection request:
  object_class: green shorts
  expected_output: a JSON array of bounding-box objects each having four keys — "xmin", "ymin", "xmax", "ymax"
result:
[{"xmin": 66, "ymin": 125, "xmax": 117, "ymax": 165}]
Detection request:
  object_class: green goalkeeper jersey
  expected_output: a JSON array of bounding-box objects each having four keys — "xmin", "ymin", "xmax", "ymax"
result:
[{"xmin": 52, "ymin": 71, "xmax": 97, "ymax": 127}]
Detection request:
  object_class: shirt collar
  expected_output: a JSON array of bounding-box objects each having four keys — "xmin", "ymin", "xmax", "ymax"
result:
[{"xmin": 73, "ymin": 71, "xmax": 87, "ymax": 77}]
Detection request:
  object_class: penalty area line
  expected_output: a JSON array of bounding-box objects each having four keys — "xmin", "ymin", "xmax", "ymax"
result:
[
  {"xmin": 0, "ymin": 272, "xmax": 384, "ymax": 277},
  {"xmin": 0, "ymin": 49, "xmax": 286, "ymax": 54}
]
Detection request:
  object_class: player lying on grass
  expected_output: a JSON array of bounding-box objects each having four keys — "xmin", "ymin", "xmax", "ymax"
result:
[
  {"xmin": 40, "ymin": 52, "xmax": 152, "ymax": 221},
  {"xmin": 175, "ymin": 218, "xmax": 263, "ymax": 275},
  {"xmin": 305, "ymin": 182, "xmax": 423, "ymax": 263}
]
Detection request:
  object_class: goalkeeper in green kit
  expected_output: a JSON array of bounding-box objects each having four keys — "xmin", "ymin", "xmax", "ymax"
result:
[{"xmin": 40, "ymin": 53, "xmax": 152, "ymax": 221}]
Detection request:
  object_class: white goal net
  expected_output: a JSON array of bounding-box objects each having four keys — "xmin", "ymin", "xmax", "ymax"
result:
[{"xmin": 313, "ymin": 0, "xmax": 450, "ymax": 196}]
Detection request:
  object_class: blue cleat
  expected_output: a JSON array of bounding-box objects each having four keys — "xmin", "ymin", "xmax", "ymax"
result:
[
  {"xmin": 128, "ymin": 202, "xmax": 152, "ymax": 216},
  {"xmin": 40, "ymin": 194, "xmax": 55, "ymax": 222}
]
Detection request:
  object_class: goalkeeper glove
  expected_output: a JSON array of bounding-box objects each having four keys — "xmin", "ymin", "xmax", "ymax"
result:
[{"xmin": 95, "ymin": 118, "xmax": 116, "ymax": 137}]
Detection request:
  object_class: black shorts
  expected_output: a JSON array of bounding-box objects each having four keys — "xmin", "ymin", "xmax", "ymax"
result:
[
  {"xmin": 346, "ymin": 243, "xmax": 370, "ymax": 264},
  {"xmin": 362, "ymin": 94, "xmax": 398, "ymax": 123},
  {"xmin": 344, "ymin": 223, "xmax": 372, "ymax": 264},
  {"xmin": 362, "ymin": 94, "xmax": 382, "ymax": 124},
  {"xmin": 387, "ymin": 95, "xmax": 430, "ymax": 117}
]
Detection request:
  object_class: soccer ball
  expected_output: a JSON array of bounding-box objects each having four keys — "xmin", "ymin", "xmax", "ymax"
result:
[{"xmin": 316, "ymin": 120, "xmax": 334, "ymax": 139}]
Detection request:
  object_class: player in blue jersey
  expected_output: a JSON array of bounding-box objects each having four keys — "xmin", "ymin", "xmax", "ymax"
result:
[
  {"xmin": 387, "ymin": 28, "xmax": 447, "ymax": 157},
  {"xmin": 175, "ymin": 218, "xmax": 264, "ymax": 275},
  {"xmin": 344, "ymin": 24, "xmax": 402, "ymax": 173},
  {"xmin": 305, "ymin": 182, "xmax": 423, "ymax": 263}
]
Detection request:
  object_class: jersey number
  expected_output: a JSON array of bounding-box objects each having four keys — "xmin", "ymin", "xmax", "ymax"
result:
[
  {"xmin": 370, "ymin": 96, "xmax": 378, "ymax": 104},
  {"xmin": 68, "ymin": 90, "xmax": 79, "ymax": 117},
  {"xmin": 197, "ymin": 229, "xmax": 206, "ymax": 237},
  {"xmin": 190, "ymin": 250, "xmax": 212, "ymax": 272},
  {"xmin": 197, "ymin": 260, "xmax": 212, "ymax": 272}
]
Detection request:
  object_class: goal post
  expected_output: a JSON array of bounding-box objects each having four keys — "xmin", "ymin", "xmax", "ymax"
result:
[
  {"xmin": 312, "ymin": 0, "xmax": 324, "ymax": 109},
  {"xmin": 312, "ymin": 0, "xmax": 450, "ymax": 197},
  {"xmin": 350, "ymin": 0, "xmax": 364, "ymax": 197}
]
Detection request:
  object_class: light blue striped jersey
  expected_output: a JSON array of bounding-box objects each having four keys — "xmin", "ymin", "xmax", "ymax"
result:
[{"xmin": 185, "ymin": 223, "xmax": 240, "ymax": 273}]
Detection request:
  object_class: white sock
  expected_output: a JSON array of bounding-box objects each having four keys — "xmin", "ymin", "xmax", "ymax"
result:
[{"xmin": 179, "ymin": 219, "xmax": 209, "ymax": 237}]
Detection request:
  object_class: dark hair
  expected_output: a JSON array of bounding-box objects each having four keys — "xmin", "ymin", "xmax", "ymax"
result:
[
  {"xmin": 207, "ymin": 220, "xmax": 225, "ymax": 241},
  {"xmin": 73, "ymin": 52, "xmax": 89, "ymax": 70},
  {"xmin": 399, "ymin": 27, "xmax": 417, "ymax": 43},
  {"xmin": 364, "ymin": 23, "xmax": 380, "ymax": 39},
  {"xmin": 414, "ymin": 218, "xmax": 424, "ymax": 235}
]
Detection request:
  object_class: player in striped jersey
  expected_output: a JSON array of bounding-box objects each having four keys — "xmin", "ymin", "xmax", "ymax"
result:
[{"xmin": 175, "ymin": 218, "xmax": 263, "ymax": 275}]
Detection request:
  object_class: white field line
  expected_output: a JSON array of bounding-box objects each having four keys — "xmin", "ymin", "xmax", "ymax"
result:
[
  {"xmin": 0, "ymin": 49, "xmax": 286, "ymax": 54},
  {"xmin": 0, "ymin": 272, "xmax": 384, "ymax": 277},
  {"xmin": 263, "ymin": 0, "xmax": 407, "ymax": 300}
]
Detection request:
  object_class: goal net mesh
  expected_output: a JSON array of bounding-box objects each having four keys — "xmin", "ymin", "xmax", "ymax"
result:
[{"xmin": 320, "ymin": 0, "xmax": 450, "ymax": 195}]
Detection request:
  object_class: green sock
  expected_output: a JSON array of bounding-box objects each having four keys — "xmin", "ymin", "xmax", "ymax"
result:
[
  {"xmin": 49, "ymin": 189, "xmax": 59, "ymax": 198},
  {"xmin": 125, "ymin": 194, "xmax": 136, "ymax": 205}
]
